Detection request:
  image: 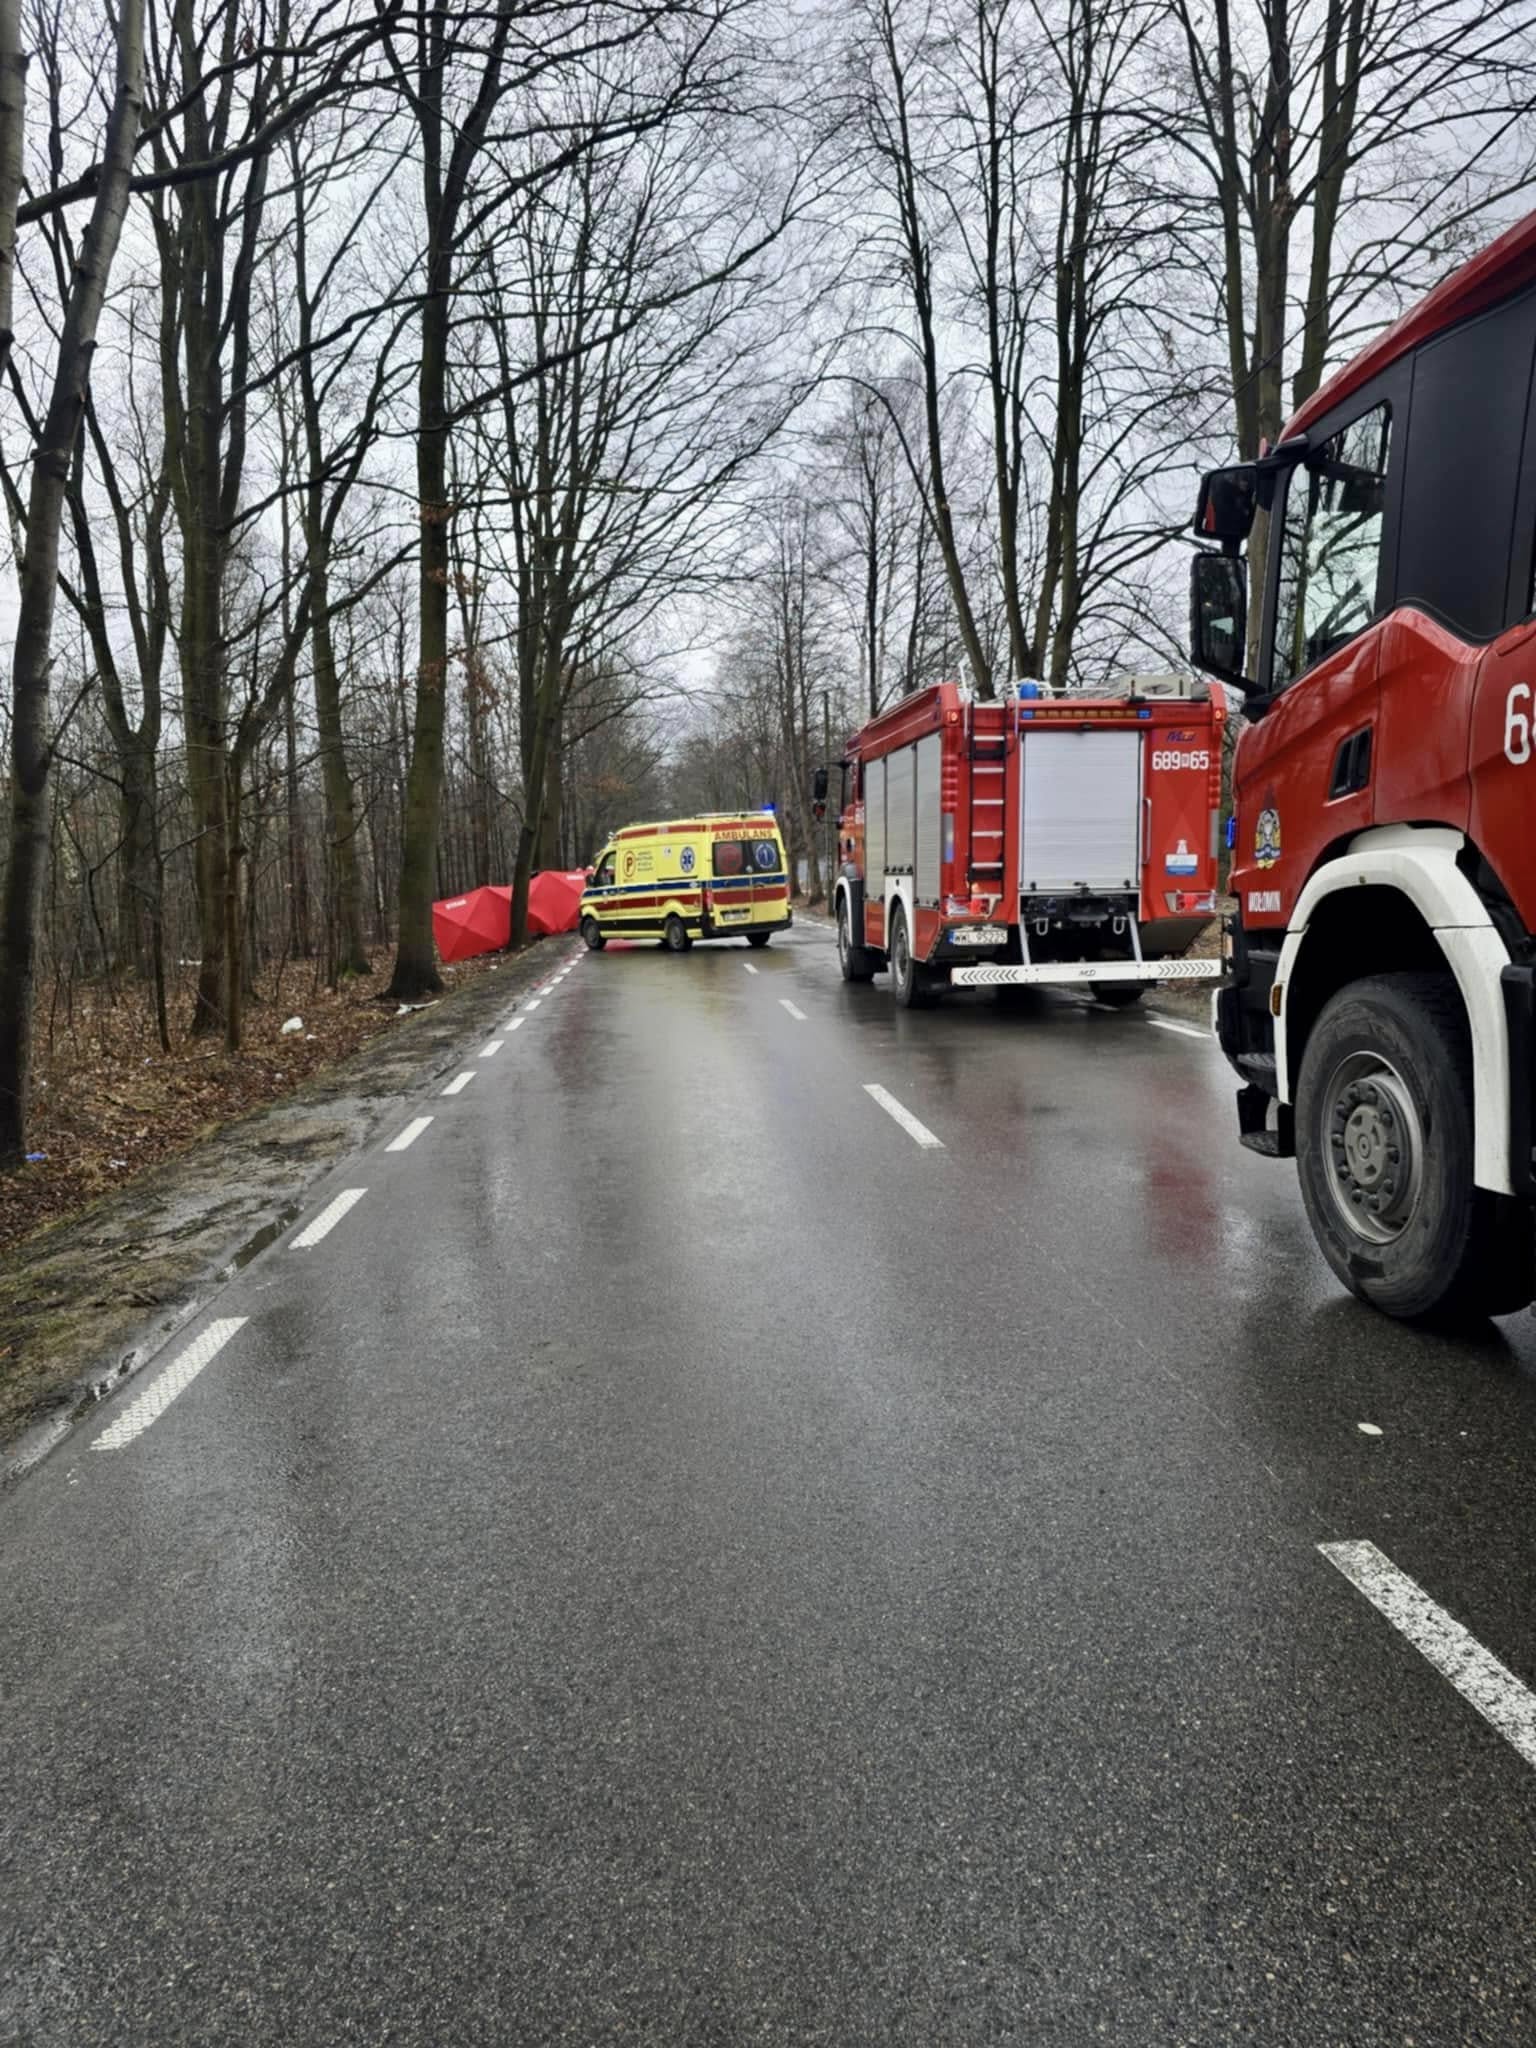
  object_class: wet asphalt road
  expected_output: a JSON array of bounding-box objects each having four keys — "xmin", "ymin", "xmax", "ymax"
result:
[{"xmin": 6, "ymin": 921, "xmax": 1536, "ymax": 2045}]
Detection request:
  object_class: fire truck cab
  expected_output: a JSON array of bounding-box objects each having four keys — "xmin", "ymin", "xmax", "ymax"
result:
[
  {"xmin": 831, "ymin": 679, "xmax": 1225, "ymax": 1008},
  {"xmin": 1192, "ymin": 208, "xmax": 1536, "ymax": 1320}
]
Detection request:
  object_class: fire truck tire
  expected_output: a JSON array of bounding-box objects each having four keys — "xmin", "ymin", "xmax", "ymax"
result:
[
  {"xmin": 580, "ymin": 917, "xmax": 606, "ymax": 952},
  {"xmin": 889, "ymin": 906, "xmax": 937, "ymax": 1009},
  {"xmin": 663, "ymin": 915, "xmax": 693, "ymax": 953},
  {"xmin": 837, "ymin": 897, "xmax": 876, "ymax": 982},
  {"xmin": 1091, "ymin": 985, "xmax": 1143, "ymax": 1008},
  {"xmin": 1295, "ymin": 972, "xmax": 1535, "ymax": 1321}
]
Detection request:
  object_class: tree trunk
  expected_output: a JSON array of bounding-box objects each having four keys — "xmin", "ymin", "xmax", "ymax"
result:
[
  {"xmin": 536, "ymin": 705, "xmax": 562, "ymax": 869},
  {"xmin": 510, "ymin": 658, "xmax": 561, "ymax": 945},
  {"xmin": 388, "ymin": 0, "xmax": 515, "ymax": 997},
  {"xmin": 183, "ymin": 537, "xmax": 230, "ymax": 1035},
  {"xmin": 116, "ymin": 729, "xmax": 161, "ymax": 978},
  {"xmin": 0, "ymin": 0, "xmax": 143, "ymax": 1167},
  {"xmin": 284, "ymin": 682, "xmax": 312, "ymax": 961},
  {"xmin": 224, "ymin": 759, "xmax": 244, "ymax": 1051},
  {"xmin": 0, "ymin": 0, "xmax": 23, "ymax": 388},
  {"xmin": 1293, "ymin": 0, "xmax": 1364, "ymax": 413},
  {"xmin": 309, "ymin": 569, "xmax": 370, "ymax": 976}
]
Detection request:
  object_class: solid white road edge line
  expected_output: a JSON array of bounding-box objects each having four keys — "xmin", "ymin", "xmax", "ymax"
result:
[
  {"xmin": 442, "ymin": 1071, "xmax": 475, "ymax": 1095},
  {"xmin": 481, "ymin": 1039, "xmax": 504, "ymax": 1057},
  {"xmin": 290, "ymin": 1187, "xmax": 367, "ymax": 1249},
  {"xmin": 1320, "ymin": 1538, "xmax": 1536, "ymax": 1770},
  {"xmin": 1149, "ymin": 1016, "xmax": 1211, "ymax": 1042},
  {"xmin": 93, "ymin": 1317, "xmax": 247, "ymax": 1451},
  {"xmin": 743, "ymin": 963, "xmax": 759, "ymax": 975},
  {"xmin": 780, "ymin": 999, "xmax": 807, "ymax": 1021},
  {"xmin": 387, "ymin": 1117, "xmax": 433, "ymax": 1152},
  {"xmin": 863, "ymin": 1083, "xmax": 944, "ymax": 1150}
]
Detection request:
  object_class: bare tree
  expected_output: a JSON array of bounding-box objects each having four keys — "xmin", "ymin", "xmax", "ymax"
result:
[
  {"xmin": 477, "ymin": 73, "xmax": 810, "ymax": 945},
  {"xmin": 0, "ymin": 0, "xmax": 144, "ymax": 1166},
  {"xmin": 856, "ymin": 0, "xmax": 995, "ymax": 694}
]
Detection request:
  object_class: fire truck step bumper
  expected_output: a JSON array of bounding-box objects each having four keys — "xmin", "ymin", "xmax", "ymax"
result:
[{"xmin": 950, "ymin": 959, "xmax": 1223, "ymax": 988}]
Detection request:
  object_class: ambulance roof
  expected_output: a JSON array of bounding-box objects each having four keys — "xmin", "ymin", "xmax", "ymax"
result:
[{"xmin": 612, "ymin": 812, "xmax": 778, "ymax": 839}]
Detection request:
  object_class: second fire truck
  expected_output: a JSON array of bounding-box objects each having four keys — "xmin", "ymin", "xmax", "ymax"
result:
[{"xmin": 828, "ymin": 679, "xmax": 1225, "ymax": 1008}]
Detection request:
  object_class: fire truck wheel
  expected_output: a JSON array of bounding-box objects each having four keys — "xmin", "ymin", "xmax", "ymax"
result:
[
  {"xmin": 1295, "ymin": 972, "xmax": 1535, "ymax": 1321},
  {"xmin": 663, "ymin": 915, "xmax": 693, "ymax": 953},
  {"xmin": 1091, "ymin": 984, "xmax": 1142, "ymax": 1008},
  {"xmin": 837, "ymin": 898, "xmax": 875, "ymax": 982},
  {"xmin": 580, "ymin": 917, "xmax": 606, "ymax": 952},
  {"xmin": 889, "ymin": 906, "xmax": 937, "ymax": 1009}
]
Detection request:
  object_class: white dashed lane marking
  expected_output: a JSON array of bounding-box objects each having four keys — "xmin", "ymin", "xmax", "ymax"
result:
[
  {"xmin": 442, "ymin": 1072, "xmax": 475, "ymax": 1096},
  {"xmin": 503, "ymin": 1017, "xmax": 525, "ymax": 1032},
  {"xmin": 863, "ymin": 1083, "xmax": 944, "ymax": 1150},
  {"xmin": 524, "ymin": 999, "xmax": 542, "ymax": 1012},
  {"xmin": 387, "ymin": 1117, "xmax": 433, "ymax": 1153},
  {"xmin": 290, "ymin": 1188, "xmax": 367, "ymax": 1248},
  {"xmin": 481, "ymin": 1039, "xmax": 504, "ymax": 1057},
  {"xmin": 1321, "ymin": 1539, "xmax": 1536, "ymax": 1771},
  {"xmin": 744, "ymin": 964, "xmax": 759, "ymax": 975},
  {"xmin": 779, "ymin": 999, "xmax": 807, "ymax": 1021},
  {"xmin": 93, "ymin": 1318, "xmax": 247, "ymax": 1451}
]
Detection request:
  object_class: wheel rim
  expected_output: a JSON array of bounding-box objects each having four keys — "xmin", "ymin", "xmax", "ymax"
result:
[
  {"xmin": 1321, "ymin": 1049, "xmax": 1425, "ymax": 1246},
  {"xmin": 892, "ymin": 915, "xmax": 908, "ymax": 986},
  {"xmin": 837, "ymin": 905, "xmax": 849, "ymax": 965}
]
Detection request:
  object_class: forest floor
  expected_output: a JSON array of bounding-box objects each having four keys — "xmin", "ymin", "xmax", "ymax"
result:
[
  {"xmin": 0, "ymin": 939, "xmax": 565, "ymax": 1466},
  {"xmin": 0, "ymin": 947, "xmax": 498, "ymax": 1256}
]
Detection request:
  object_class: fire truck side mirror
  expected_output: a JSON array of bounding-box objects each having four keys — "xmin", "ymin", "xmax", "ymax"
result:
[
  {"xmin": 1189, "ymin": 551, "xmax": 1252, "ymax": 692},
  {"xmin": 1193, "ymin": 464, "xmax": 1258, "ymax": 548},
  {"xmin": 811, "ymin": 766, "xmax": 829, "ymax": 803}
]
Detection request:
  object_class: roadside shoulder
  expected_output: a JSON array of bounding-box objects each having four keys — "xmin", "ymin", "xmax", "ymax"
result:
[{"xmin": 0, "ymin": 942, "xmax": 568, "ymax": 1477}]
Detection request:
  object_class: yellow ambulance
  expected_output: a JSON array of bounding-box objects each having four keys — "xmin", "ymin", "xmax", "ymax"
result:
[{"xmin": 579, "ymin": 812, "xmax": 793, "ymax": 951}]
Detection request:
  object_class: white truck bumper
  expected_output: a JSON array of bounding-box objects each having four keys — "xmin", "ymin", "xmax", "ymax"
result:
[{"xmin": 950, "ymin": 958, "xmax": 1223, "ymax": 988}]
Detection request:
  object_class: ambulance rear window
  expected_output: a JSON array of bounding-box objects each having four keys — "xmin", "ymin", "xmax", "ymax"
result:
[{"xmin": 713, "ymin": 837, "xmax": 780, "ymax": 877}]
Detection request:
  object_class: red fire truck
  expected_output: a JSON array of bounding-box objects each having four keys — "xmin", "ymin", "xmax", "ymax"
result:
[
  {"xmin": 1190, "ymin": 208, "xmax": 1536, "ymax": 1321},
  {"xmin": 827, "ymin": 680, "xmax": 1225, "ymax": 1007}
]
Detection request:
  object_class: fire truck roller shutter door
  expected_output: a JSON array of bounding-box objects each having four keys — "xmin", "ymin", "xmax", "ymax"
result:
[
  {"xmin": 916, "ymin": 734, "xmax": 942, "ymax": 900},
  {"xmin": 864, "ymin": 755, "xmax": 887, "ymax": 949},
  {"xmin": 885, "ymin": 746, "xmax": 918, "ymax": 960},
  {"xmin": 886, "ymin": 745, "xmax": 916, "ymax": 872},
  {"xmin": 1020, "ymin": 729, "xmax": 1142, "ymax": 894},
  {"xmin": 866, "ymin": 755, "xmax": 886, "ymax": 881}
]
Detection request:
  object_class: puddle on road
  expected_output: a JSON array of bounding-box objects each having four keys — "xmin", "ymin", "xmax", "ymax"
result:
[{"xmin": 218, "ymin": 1201, "xmax": 304, "ymax": 1278}]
